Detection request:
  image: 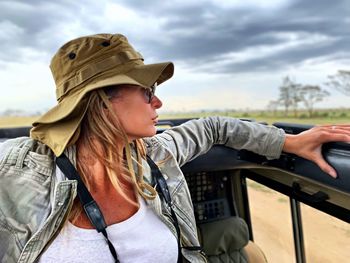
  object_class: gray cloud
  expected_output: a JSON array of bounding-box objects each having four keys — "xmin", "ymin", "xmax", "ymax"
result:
[
  {"xmin": 186, "ymin": 3, "xmax": 345, "ymax": 68},
  {"xmin": 119, "ymin": 0, "xmax": 350, "ymax": 73},
  {"xmin": 0, "ymin": 0, "xmax": 103, "ymax": 63},
  {"xmin": 0, "ymin": 0, "xmax": 349, "ymax": 74}
]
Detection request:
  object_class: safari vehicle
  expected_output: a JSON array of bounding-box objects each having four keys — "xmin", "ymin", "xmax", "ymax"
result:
[{"xmin": 1, "ymin": 119, "xmax": 349, "ymax": 263}]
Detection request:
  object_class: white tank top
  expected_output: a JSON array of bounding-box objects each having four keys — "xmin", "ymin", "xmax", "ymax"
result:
[{"xmin": 38, "ymin": 198, "xmax": 178, "ymax": 263}]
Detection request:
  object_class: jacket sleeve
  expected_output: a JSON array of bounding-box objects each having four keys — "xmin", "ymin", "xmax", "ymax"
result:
[
  {"xmin": 153, "ymin": 116, "xmax": 285, "ymax": 167},
  {"xmin": 0, "ymin": 141, "xmax": 9, "ymax": 161}
]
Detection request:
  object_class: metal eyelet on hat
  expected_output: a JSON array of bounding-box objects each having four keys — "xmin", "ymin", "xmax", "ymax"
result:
[
  {"xmin": 101, "ymin": 41, "xmax": 110, "ymax": 47},
  {"xmin": 68, "ymin": 52, "xmax": 76, "ymax": 59}
]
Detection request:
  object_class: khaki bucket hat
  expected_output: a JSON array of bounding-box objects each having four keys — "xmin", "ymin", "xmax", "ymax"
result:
[{"xmin": 30, "ymin": 33, "xmax": 174, "ymax": 156}]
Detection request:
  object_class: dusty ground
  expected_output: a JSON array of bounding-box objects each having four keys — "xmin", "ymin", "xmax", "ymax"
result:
[{"xmin": 247, "ymin": 180, "xmax": 350, "ymax": 263}]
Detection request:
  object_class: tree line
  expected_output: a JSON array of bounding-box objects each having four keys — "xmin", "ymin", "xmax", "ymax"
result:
[{"xmin": 267, "ymin": 70, "xmax": 350, "ymax": 117}]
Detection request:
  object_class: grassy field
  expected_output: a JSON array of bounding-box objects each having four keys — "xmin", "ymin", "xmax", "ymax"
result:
[
  {"xmin": 160, "ymin": 108, "xmax": 350, "ymax": 125},
  {"xmin": 0, "ymin": 108, "xmax": 349, "ymax": 128}
]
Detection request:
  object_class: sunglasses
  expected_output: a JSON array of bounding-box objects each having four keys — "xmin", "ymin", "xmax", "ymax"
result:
[
  {"xmin": 104, "ymin": 83, "xmax": 157, "ymax": 103},
  {"xmin": 143, "ymin": 83, "xmax": 157, "ymax": 104}
]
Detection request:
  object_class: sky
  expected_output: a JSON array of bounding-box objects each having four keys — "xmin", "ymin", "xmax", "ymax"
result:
[{"xmin": 0, "ymin": 0, "xmax": 349, "ymax": 114}]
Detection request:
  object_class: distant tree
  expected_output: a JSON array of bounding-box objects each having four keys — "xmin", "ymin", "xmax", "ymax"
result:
[
  {"xmin": 326, "ymin": 70, "xmax": 350, "ymax": 96},
  {"xmin": 266, "ymin": 100, "xmax": 279, "ymax": 116},
  {"xmin": 300, "ymin": 85, "xmax": 330, "ymax": 117},
  {"xmin": 278, "ymin": 76, "xmax": 302, "ymax": 117},
  {"xmin": 290, "ymin": 83, "xmax": 302, "ymax": 118},
  {"xmin": 278, "ymin": 77, "xmax": 292, "ymax": 116}
]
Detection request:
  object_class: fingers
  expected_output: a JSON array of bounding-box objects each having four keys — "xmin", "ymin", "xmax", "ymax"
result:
[
  {"xmin": 314, "ymin": 157, "xmax": 338, "ymax": 178},
  {"xmin": 320, "ymin": 124, "xmax": 350, "ymax": 128},
  {"xmin": 311, "ymin": 125, "xmax": 350, "ymax": 143},
  {"xmin": 316, "ymin": 125, "xmax": 350, "ymax": 134},
  {"xmin": 313, "ymin": 125, "xmax": 350, "ymax": 132},
  {"xmin": 321, "ymin": 133, "xmax": 350, "ymax": 143},
  {"xmin": 330, "ymin": 133, "xmax": 350, "ymax": 142}
]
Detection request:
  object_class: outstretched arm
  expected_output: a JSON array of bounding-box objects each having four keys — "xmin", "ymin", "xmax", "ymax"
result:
[
  {"xmin": 153, "ymin": 117, "xmax": 285, "ymax": 167},
  {"xmin": 283, "ymin": 125, "xmax": 350, "ymax": 178}
]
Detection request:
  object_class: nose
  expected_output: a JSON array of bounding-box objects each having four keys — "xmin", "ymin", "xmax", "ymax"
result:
[{"xmin": 151, "ymin": 95, "xmax": 162, "ymax": 109}]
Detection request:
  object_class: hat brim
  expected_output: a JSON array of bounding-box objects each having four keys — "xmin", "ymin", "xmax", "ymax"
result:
[
  {"xmin": 30, "ymin": 61, "xmax": 173, "ymax": 155},
  {"xmin": 33, "ymin": 62, "xmax": 173, "ymax": 125}
]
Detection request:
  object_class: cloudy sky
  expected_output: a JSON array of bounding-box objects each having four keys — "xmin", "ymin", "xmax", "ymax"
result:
[{"xmin": 0, "ymin": 0, "xmax": 349, "ymax": 114}]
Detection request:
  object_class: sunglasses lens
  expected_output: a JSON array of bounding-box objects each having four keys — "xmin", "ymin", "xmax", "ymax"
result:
[
  {"xmin": 147, "ymin": 89, "xmax": 152, "ymax": 103},
  {"xmin": 142, "ymin": 89, "xmax": 151, "ymax": 103},
  {"xmin": 146, "ymin": 85, "xmax": 157, "ymax": 103}
]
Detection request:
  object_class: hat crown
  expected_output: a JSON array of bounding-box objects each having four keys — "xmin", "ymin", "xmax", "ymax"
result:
[{"xmin": 50, "ymin": 33, "xmax": 143, "ymax": 101}]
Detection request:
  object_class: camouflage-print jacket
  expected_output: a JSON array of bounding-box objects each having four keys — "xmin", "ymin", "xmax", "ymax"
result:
[{"xmin": 0, "ymin": 117, "xmax": 285, "ymax": 263}]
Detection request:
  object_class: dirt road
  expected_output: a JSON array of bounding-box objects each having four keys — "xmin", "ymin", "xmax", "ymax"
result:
[{"xmin": 248, "ymin": 181, "xmax": 350, "ymax": 263}]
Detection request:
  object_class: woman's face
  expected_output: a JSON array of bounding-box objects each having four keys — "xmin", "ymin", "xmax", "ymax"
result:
[{"xmin": 108, "ymin": 84, "xmax": 162, "ymax": 140}]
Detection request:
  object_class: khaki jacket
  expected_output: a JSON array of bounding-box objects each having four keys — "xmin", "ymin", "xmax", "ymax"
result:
[{"xmin": 0, "ymin": 117, "xmax": 285, "ymax": 263}]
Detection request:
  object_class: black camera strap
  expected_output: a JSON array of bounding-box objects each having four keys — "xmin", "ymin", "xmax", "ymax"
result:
[
  {"xmin": 146, "ymin": 156, "xmax": 203, "ymax": 261},
  {"xmin": 56, "ymin": 154, "xmax": 120, "ymax": 263},
  {"xmin": 146, "ymin": 156, "xmax": 183, "ymax": 263}
]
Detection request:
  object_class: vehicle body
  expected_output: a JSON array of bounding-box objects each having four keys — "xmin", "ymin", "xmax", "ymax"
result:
[{"xmin": 1, "ymin": 119, "xmax": 349, "ymax": 263}]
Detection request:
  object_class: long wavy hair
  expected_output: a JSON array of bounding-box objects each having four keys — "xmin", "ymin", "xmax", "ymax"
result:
[{"xmin": 69, "ymin": 86, "xmax": 157, "ymax": 223}]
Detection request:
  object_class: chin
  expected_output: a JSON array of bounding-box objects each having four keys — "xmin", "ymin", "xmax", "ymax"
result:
[
  {"xmin": 129, "ymin": 128, "xmax": 157, "ymax": 140},
  {"xmin": 146, "ymin": 127, "xmax": 157, "ymax": 137}
]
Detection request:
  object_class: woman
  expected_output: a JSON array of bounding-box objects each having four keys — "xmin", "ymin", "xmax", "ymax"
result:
[{"xmin": 0, "ymin": 33, "xmax": 349, "ymax": 263}]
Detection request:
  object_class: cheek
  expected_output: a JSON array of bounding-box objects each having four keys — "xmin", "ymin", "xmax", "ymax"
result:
[
  {"xmin": 115, "ymin": 109, "xmax": 134, "ymax": 130},
  {"xmin": 110, "ymin": 99, "xmax": 155, "ymax": 137},
  {"xmin": 110, "ymin": 102, "xmax": 129, "ymax": 127},
  {"xmin": 113, "ymin": 106, "xmax": 143, "ymax": 131}
]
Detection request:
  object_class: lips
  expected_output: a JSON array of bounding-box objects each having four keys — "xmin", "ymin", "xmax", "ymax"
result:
[{"xmin": 152, "ymin": 115, "xmax": 159, "ymax": 123}]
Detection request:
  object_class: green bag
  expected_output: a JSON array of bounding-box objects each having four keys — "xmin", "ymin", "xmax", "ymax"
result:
[{"xmin": 198, "ymin": 217, "xmax": 249, "ymax": 263}]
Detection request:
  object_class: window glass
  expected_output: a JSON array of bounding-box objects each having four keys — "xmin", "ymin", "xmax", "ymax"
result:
[
  {"xmin": 247, "ymin": 179, "xmax": 295, "ymax": 263},
  {"xmin": 301, "ymin": 203, "xmax": 350, "ymax": 262}
]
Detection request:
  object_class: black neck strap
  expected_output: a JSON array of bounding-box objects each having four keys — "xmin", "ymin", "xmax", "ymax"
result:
[
  {"xmin": 56, "ymin": 153, "xmax": 201, "ymax": 263},
  {"xmin": 146, "ymin": 156, "xmax": 202, "ymax": 261},
  {"xmin": 146, "ymin": 155, "xmax": 183, "ymax": 263},
  {"xmin": 56, "ymin": 154, "xmax": 120, "ymax": 263}
]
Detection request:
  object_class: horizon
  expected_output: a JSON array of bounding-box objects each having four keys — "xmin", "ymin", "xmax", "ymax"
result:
[{"xmin": 1, "ymin": 105, "xmax": 350, "ymax": 118}]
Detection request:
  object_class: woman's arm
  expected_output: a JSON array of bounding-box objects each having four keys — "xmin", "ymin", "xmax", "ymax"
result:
[
  {"xmin": 155, "ymin": 116, "xmax": 285, "ymax": 167},
  {"xmin": 154, "ymin": 118, "xmax": 350, "ymax": 178}
]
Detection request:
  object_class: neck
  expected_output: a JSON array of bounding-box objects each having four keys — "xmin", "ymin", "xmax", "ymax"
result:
[
  {"xmin": 76, "ymin": 138, "xmax": 125, "ymax": 191},
  {"xmin": 70, "ymin": 138, "xmax": 139, "ymax": 228}
]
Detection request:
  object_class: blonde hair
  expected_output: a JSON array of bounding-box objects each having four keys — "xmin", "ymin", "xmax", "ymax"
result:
[{"xmin": 70, "ymin": 88, "xmax": 157, "ymax": 223}]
